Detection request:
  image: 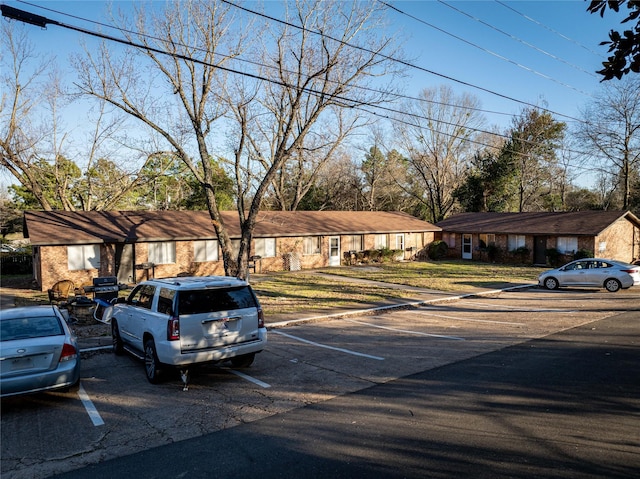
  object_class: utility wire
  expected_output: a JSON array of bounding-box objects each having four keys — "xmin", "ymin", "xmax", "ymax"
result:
[
  {"xmin": 494, "ymin": 0, "xmax": 604, "ymax": 59},
  {"xmin": 2, "ymin": 3, "xmax": 600, "ymax": 168},
  {"xmin": 437, "ymin": 0, "xmax": 597, "ymax": 80},
  {"xmin": 222, "ymin": 0, "xmax": 582, "ymax": 122},
  {"xmin": 14, "ymin": 0, "xmax": 515, "ymax": 120}
]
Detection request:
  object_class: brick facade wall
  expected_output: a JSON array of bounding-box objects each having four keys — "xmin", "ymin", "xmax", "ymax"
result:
[{"xmin": 35, "ymin": 231, "xmax": 436, "ymax": 291}]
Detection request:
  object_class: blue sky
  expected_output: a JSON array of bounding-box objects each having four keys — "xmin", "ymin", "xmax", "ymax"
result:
[
  {"xmin": 6, "ymin": 0, "xmax": 626, "ymax": 126},
  {"xmin": 1, "ymin": 0, "xmax": 631, "ymax": 188}
]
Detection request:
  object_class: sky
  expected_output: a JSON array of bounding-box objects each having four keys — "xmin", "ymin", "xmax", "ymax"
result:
[{"xmin": 0, "ymin": 0, "xmax": 633, "ymax": 188}]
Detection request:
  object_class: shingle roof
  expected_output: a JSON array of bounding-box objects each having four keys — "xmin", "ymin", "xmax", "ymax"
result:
[
  {"xmin": 24, "ymin": 210, "xmax": 440, "ymax": 246},
  {"xmin": 435, "ymin": 211, "xmax": 640, "ymax": 236}
]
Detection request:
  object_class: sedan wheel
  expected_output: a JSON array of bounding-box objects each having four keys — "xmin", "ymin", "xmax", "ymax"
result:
[
  {"xmin": 604, "ymin": 278, "xmax": 621, "ymax": 293},
  {"xmin": 144, "ymin": 339, "xmax": 162, "ymax": 384},
  {"xmin": 112, "ymin": 321, "xmax": 124, "ymax": 356},
  {"xmin": 544, "ymin": 277, "xmax": 559, "ymax": 290}
]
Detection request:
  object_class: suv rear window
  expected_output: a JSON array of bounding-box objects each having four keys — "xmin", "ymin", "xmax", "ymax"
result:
[{"xmin": 177, "ymin": 286, "xmax": 257, "ymax": 315}]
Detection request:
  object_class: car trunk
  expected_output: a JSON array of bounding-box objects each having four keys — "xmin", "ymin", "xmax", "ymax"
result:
[{"xmin": 0, "ymin": 337, "xmax": 63, "ymax": 378}]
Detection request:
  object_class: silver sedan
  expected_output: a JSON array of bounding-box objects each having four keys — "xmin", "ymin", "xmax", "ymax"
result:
[
  {"xmin": 538, "ymin": 258, "xmax": 640, "ymax": 293},
  {"xmin": 0, "ymin": 305, "xmax": 81, "ymax": 397}
]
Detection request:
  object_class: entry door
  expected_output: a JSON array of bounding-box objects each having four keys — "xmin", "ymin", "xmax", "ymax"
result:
[
  {"xmin": 329, "ymin": 236, "xmax": 341, "ymax": 266},
  {"xmin": 534, "ymin": 236, "xmax": 547, "ymax": 265},
  {"xmin": 462, "ymin": 234, "xmax": 472, "ymax": 259}
]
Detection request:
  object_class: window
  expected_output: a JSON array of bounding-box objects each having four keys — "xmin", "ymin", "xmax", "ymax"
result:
[
  {"xmin": 254, "ymin": 238, "xmax": 276, "ymax": 258},
  {"xmin": 68, "ymin": 244, "xmax": 100, "ymax": 271},
  {"xmin": 303, "ymin": 236, "xmax": 321, "ymax": 255},
  {"xmin": 508, "ymin": 235, "xmax": 526, "ymax": 251},
  {"xmin": 374, "ymin": 234, "xmax": 388, "ymax": 249},
  {"xmin": 178, "ymin": 286, "xmax": 257, "ymax": 314},
  {"xmin": 157, "ymin": 288, "xmax": 176, "ymax": 315},
  {"xmin": 345, "ymin": 235, "xmax": 363, "ymax": 251},
  {"xmin": 128, "ymin": 284, "xmax": 156, "ymax": 310},
  {"xmin": 557, "ymin": 236, "xmax": 578, "ymax": 254},
  {"xmin": 194, "ymin": 240, "xmax": 219, "ymax": 262},
  {"xmin": 479, "ymin": 234, "xmax": 496, "ymax": 248},
  {"xmin": 396, "ymin": 234, "xmax": 405, "ymax": 251},
  {"xmin": 148, "ymin": 242, "xmax": 176, "ymax": 264},
  {"xmin": 443, "ymin": 233, "xmax": 456, "ymax": 248}
]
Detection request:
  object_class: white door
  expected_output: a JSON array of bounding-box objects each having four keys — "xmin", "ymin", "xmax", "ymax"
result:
[
  {"xmin": 462, "ymin": 234, "xmax": 472, "ymax": 259},
  {"xmin": 329, "ymin": 236, "xmax": 341, "ymax": 266}
]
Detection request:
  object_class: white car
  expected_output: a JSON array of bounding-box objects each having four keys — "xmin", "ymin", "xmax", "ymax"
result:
[
  {"xmin": 538, "ymin": 258, "xmax": 640, "ymax": 293},
  {"xmin": 110, "ymin": 276, "xmax": 267, "ymax": 389}
]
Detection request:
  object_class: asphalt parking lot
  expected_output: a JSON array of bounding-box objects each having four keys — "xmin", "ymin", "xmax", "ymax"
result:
[{"xmin": 2, "ymin": 287, "xmax": 639, "ymax": 479}]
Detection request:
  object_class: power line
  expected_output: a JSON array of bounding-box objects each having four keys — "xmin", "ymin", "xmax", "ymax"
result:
[
  {"xmin": 436, "ymin": 0, "xmax": 597, "ymax": 81},
  {"xmin": 1, "ymin": 3, "xmax": 599, "ymax": 171},
  {"xmin": 494, "ymin": 0, "xmax": 604, "ymax": 59},
  {"xmin": 12, "ymin": 0, "xmax": 515, "ymax": 121},
  {"xmin": 222, "ymin": 0, "xmax": 582, "ymax": 123}
]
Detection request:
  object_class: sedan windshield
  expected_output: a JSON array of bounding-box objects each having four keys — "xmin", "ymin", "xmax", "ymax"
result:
[{"xmin": 0, "ymin": 316, "xmax": 64, "ymax": 341}]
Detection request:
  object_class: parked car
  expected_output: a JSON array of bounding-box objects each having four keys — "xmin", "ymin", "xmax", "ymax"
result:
[
  {"xmin": 538, "ymin": 258, "xmax": 640, "ymax": 293},
  {"xmin": 0, "ymin": 305, "xmax": 81, "ymax": 397},
  {"xmin": 109, "ymin": 276, "xmax": 267, "ymax": 389}
]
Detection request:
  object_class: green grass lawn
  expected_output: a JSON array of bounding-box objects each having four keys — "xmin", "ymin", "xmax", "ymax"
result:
[{"xmin": 2, "ymin": 260, "xmax": 543, "ymax": 318}]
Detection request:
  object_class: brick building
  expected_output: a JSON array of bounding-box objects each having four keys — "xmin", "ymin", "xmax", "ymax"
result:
[
  {"xmin": 436, "ymin": 210, "xmax": 640, "ymax": 265},
  {"xmin": 23, "ymin": 210, "xmax": 440, "ymax": 291}
]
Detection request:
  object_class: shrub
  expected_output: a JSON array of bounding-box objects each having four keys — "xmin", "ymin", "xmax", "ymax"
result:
[
  {"xmin": 574, "ymin": 249, "xmax": 593, "ymax": 260},
  {"xmin": 545, "ymin": 248, "xmax": 560, "ymax": 266},
  {"xmin": 427, "ymin": 240, "xmax": 449, "ymax": 260}
]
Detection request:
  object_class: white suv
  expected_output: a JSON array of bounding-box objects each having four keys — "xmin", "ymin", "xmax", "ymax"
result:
[{"xmin": 109, "ymin": 276, "xmax": 267, "ymax": 389}]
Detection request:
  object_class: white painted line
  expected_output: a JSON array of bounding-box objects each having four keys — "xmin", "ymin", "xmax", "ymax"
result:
[
  {"xmin": 416, "ymin": 311, "xmax": 525, "ymax": 326},
  {"xmin": 227, "ymin": 369, "xmax": 271, "ymax": 388},
  {"xmin": 272, "ymin": 330, "xmax": 385, "ymax": 360},
  {"xmin": 460, "ymin": 300, "xmax": 574, "ymax": 313},
  {"xmin": 343, "ymin": 318, "xmax": 465, "ymax": 340},
  {"xmin": 77, "ymin": 382, "xmax": 105, "ymax": 427}
]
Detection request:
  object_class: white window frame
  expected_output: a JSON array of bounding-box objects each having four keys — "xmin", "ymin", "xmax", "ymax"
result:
[
  {"xmin": 148, "ymin": 241, "xmax": 176, "ymax": 265},
  {"xmin": 557, "ymin": 236, "xmax": 578, "ymax": 254},
  {"xmin": 67, "ymin": 244, "xmax": 100, "ymax": 271},
  {"xmin": 193, "ymin": 239, "xmax": 219, "ymax": 262},
  {"xmin": 254, "ymin": 238, "xmax": 276, "ymax": 258},
  {"xmin": 508, "ymin": 235, "xmax": 526, "ymax": 251},
  {"xmin": 395, "ymin": 234, "xmax": 405, "ymax": 251},
  {"xmin": 303, "ymin": 236, "xmax": 321, "ymax": 255},
  {"xmin": 374, "ymin": 234, "xmax": 388, "ymax": 249}
]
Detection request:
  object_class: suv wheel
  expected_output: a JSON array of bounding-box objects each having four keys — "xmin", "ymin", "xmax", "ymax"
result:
[
  {"xmin": 230, "ymin": 352, "xmax": 255, "ymax": 368},
  {"xmin": 112, "ymin": 321, "xmax": 124, "ymax": 356},
  {"xmin": 144, "ymin": 339, "xmax": 163, "ymax": 384}
]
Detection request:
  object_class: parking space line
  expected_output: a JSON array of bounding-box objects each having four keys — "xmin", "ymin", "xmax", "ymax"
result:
[
  {"xmin": 460, "ymin": 300, "xmax": 575, "ymax": 313},
  {"xmin": 416, "ymin": 311, "xmax": 525, "ymax": 326},
  {"xmin": 78, "ymin": 382, "xmax": 105, "ymax": 426},
  {"xmin": 272, "ymin": 330, "xmax": 385, "ymax": 360},
  {"xmin": 227, "ymin": 369, "xmax": 271, "ymax": 388},
  {"xmin": 343, "ymin": 319, "xmax": 464, "ymax": 340}
]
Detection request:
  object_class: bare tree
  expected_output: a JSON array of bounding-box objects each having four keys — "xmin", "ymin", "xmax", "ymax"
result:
[
  {"xmin": 222, "ymin": 0, "xmax": 401, "ymax": 273},
  {"xmin": 577, "ymin": 76, "xmax": 640, "ymax": 210},
  {"xmin": 72, "ymin": 0, "xmax": 400, "ymax": 277},
  {"xmin": 1, "ymin": 21, "xmax": 57, "ymax": 210},
  {"xmin": 394, "ymin": 85, "xmax": 487, "ymax": 222}
]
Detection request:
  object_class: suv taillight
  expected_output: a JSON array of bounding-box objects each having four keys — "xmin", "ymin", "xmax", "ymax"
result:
[
  {"xmin": 167, "ymin": 316, "xmax": 180, "ymax": 341},
  {"xmin": 257, "ymin": 308, "xmax": 264, "ymax": 328}
]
